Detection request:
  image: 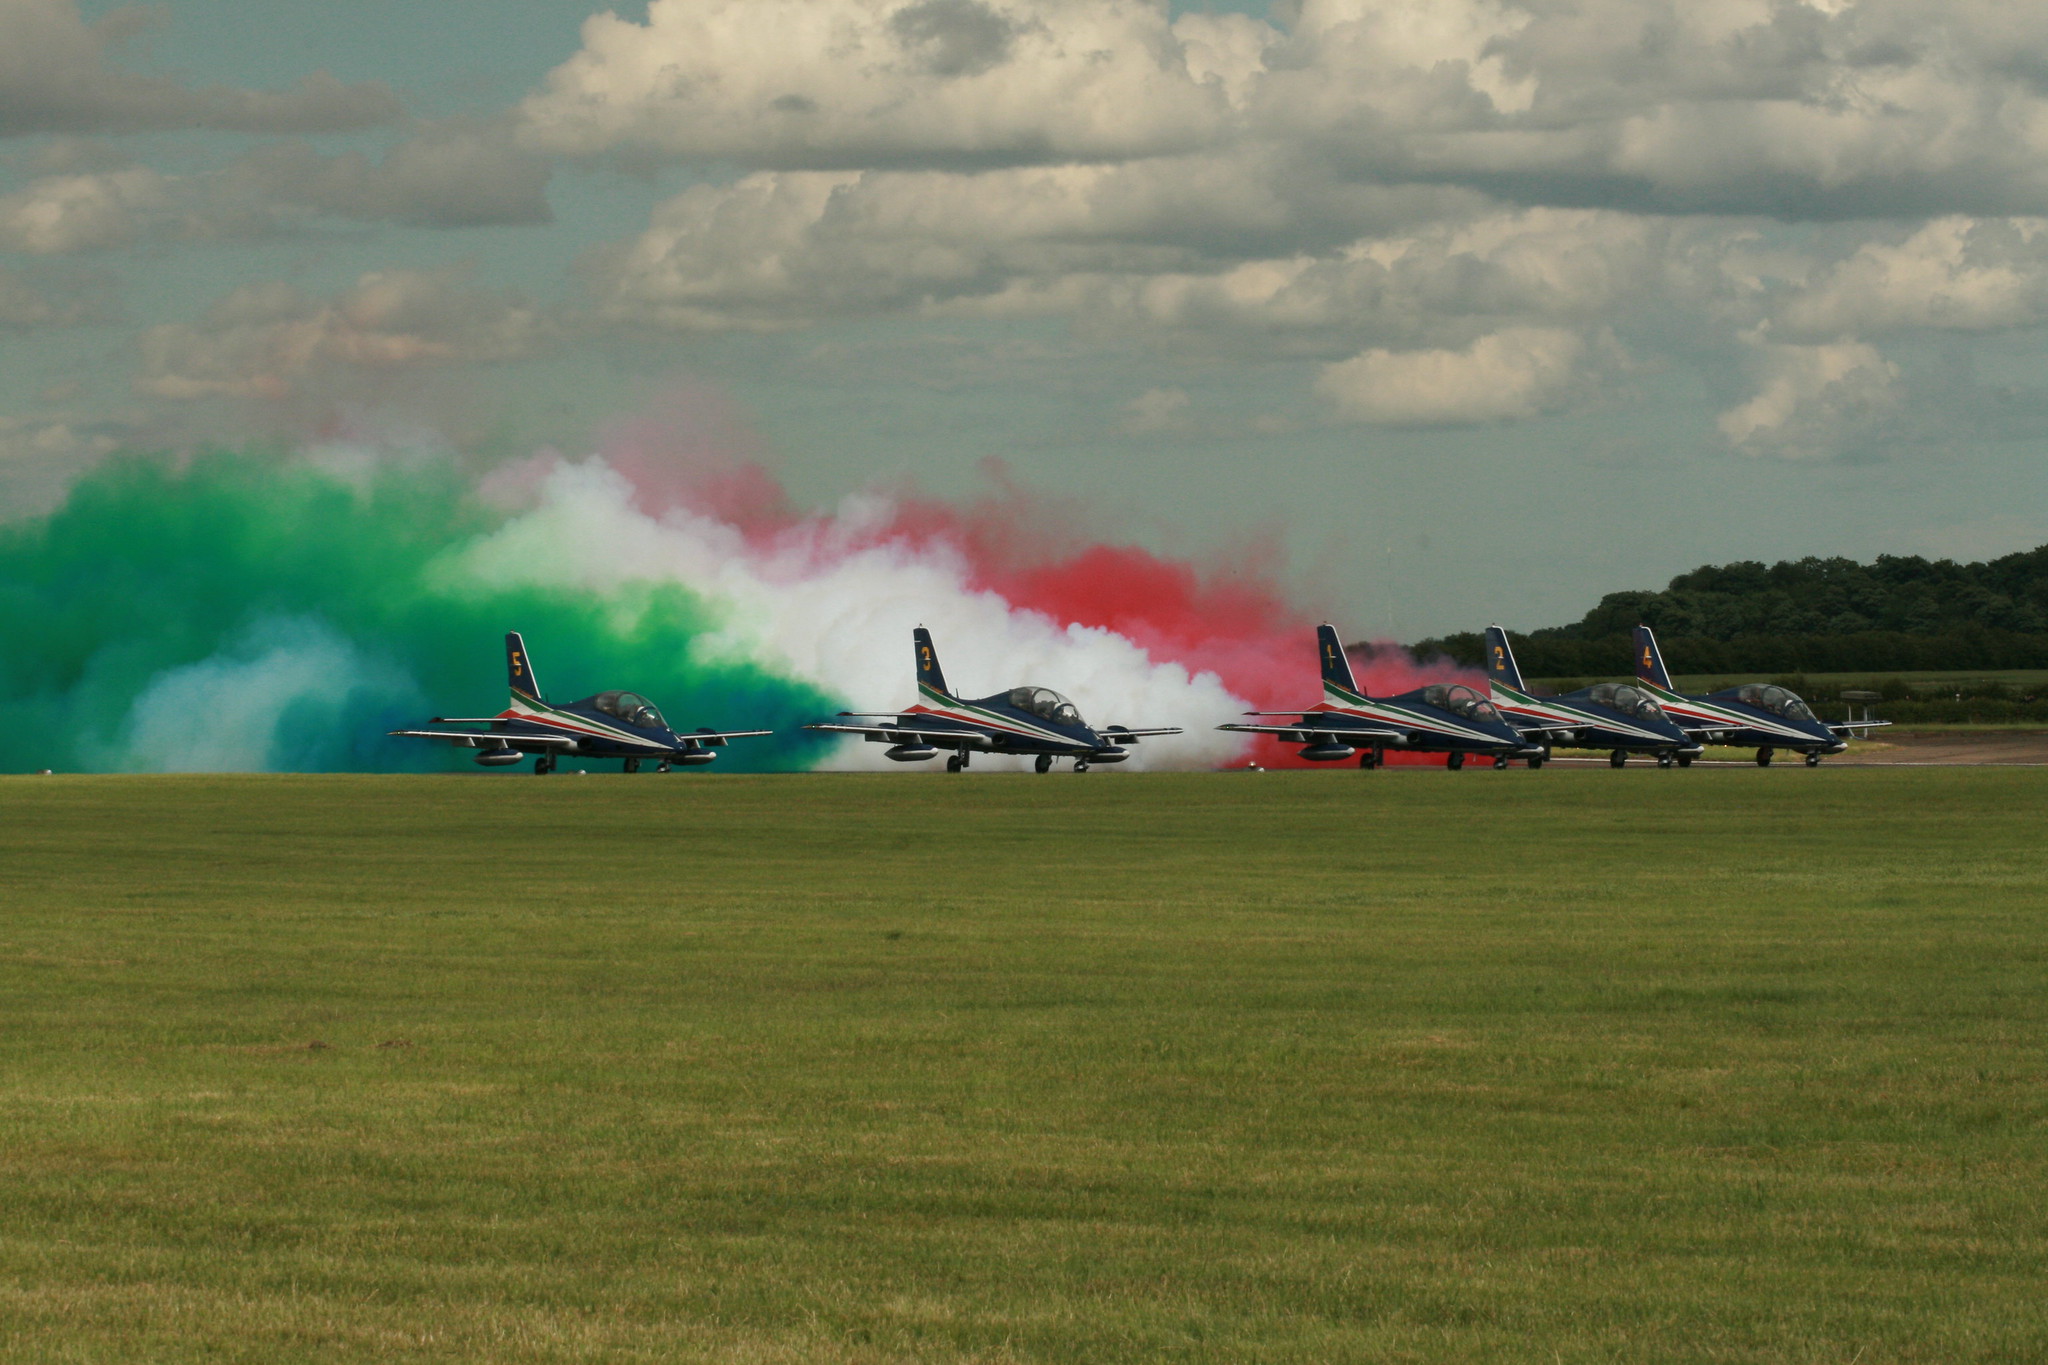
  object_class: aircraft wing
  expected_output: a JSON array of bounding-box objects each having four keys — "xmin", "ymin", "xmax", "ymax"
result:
[
  {"xmin": 804, "ymin": 722, "xmax": 975, "ymax": 746},
  {"xmin": 387, "ymin": 728, "xmax": 579, "ymax": 749},
  {"xmin": 1098, "ymin": 726, "xmax": 1182, "ymax": 739},
  {"xmin": 1829, "ymin": 719, "xmax": 1892, "ymax": 736},
  {"xmin": 1218, "ymin": 721, "xmax": 1411, "ymax": 742},
  {"xmin": 680, "ymin": 729, "xmax": 773, "ymax": 743}
]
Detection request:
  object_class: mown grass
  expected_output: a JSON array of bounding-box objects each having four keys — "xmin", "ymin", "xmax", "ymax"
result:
[{"xmin": 1, "ymin": 771, "xmax": 2044, "ymax": 1363}]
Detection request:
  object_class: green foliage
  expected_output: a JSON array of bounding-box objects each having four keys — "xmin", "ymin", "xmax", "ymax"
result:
[
  {"xmin": 1416, "ymin": 544, "xmax": 2048, "ymax": 680},
  {"xmin": 3, "ymin": 772, "xmax": 2047, "ymax": 1362}
]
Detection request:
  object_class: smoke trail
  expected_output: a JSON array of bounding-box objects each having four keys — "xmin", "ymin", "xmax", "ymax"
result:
[
  {"xmin": 0, "ymin": 449, "xmax": 837, "ymax": 773},
  {"xmin": 0, "ymin": 436, "xmax": 1484, "ymax": 773}
]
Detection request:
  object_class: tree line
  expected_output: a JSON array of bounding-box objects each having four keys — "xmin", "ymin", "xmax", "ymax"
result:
[{"xmin": 1410, "ymin": 545, "xmax": 2048, "ymax": 680}]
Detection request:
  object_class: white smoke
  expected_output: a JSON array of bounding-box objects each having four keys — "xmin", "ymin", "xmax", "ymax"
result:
[
  {"xmin": 110, "ymin": 616, "xmax": 425, "ymax": 772},
  {"xmin": 443, "ymin": 458, "xmax": 1248, "ymax": 769}
]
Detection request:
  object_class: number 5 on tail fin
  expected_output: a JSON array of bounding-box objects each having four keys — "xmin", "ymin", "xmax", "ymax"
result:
[
  {"xmin": 1633, "ymin": 625, "xmax": 1674, "ymax": 690},
  {"xmin": 912, "ymin": 626, "xmax": 953, "ymax": 701},
  {"xmin": 506, "ymin": 632, "xmax": 543, "ymax": 707}
]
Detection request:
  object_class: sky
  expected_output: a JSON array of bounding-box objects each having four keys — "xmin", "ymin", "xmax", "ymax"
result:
[{"xmin": 6, "ymin": 0, "xmax": 2048, "ymax": 640}]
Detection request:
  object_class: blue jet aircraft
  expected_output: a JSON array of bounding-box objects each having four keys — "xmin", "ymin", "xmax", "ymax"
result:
[
  {"xmin": 804, "ymin": 626, "xmax": 1180, "ymax": 772},
  {"xmin": 1483, "ymin": 625, "xmax": 1701, "ymax": 768},
  {"xmin": 1220, "ymin": 623, "xmax": 1537, "ymax": 769},
  {"xmin": 1630, "ymin": 625, "xmax": 1887, "ymax": 767},
  {"xmin": 390, "ymin": 632, "xmax": 772, "ymax": 774}
]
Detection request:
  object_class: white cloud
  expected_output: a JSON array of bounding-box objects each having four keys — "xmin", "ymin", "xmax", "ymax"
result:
[
  {"xmin": 518, "ymin": 0, "xmax": 1245, "ymax": 167},
  {"xmin": 1774, "ymin": 216, "xmax": 2048, "ymax": 339},
  {"xmin": 238, "ymin": 119, "xmax": 554, "ymax": 228},
  {"xmin": 1121, "ymin": 386, "xmax": 1190, "ymax": 433},
  {"xmin": 1717, "ymin": 337, "xmax": 1901, "ymax": 458},
  {"xmin": 137, "ymin": 269, "xmax": 544, "ymax": 401},
  {"xmin": 0, "ymin": 167, "xmax": 167, "ymax": 253},
  {"xmin": 0, "ymin": 0, "xmax": 400, "ymax": 137},
  {"xmin": 1314, "ymin": 325, "xmax": 1585, "ymax": 424}
]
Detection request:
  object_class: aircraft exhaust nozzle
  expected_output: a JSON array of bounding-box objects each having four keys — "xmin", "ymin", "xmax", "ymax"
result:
[
  {"xmin": 885, "ymin": 744, "xmax": 939, "ymax": 761},
  {"xmin": 474, "ymin": 750, "xmax": 525, "ymax": 767},
  {"xmin": 1298, "ymin": 743, "xmax": 1357, "ymax": 762}
]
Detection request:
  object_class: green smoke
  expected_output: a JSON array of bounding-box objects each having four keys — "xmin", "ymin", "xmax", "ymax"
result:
[{"xmin": 0, "ymin": 449, "xmax": 842, "ymax": 772}]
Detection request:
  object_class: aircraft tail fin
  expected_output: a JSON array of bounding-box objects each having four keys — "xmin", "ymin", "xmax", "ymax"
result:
[
  {"xmin": 506, "ymin": 631, "xmax": 543, "ymax": 707},
  {"xmin": 913, "ymin": 626, "xmax": 953, "ymax": 701},
  {"xmin": 1316, "ymin": 623, "xmax": 1360, "ymax": 701},
  {"xmin": 1483, "ymin": 625, "xmax": 1526, "ymax": 694},
  {"xmin": 1634, "ymin": 625, "xmax": 1674, "ymax": 690}
]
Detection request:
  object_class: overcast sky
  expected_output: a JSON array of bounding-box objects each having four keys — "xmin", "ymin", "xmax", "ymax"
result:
[{"xmin": 4, "ymin": 0, "xmax": 2048, "ymax": 637}]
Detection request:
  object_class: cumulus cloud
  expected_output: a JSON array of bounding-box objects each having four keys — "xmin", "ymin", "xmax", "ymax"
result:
[
  {"xmin": 1773, "ymin": 216, "xmax": 2048, "ymax": 339},
  {"xmin": 518, "ymin": 0, "xmax": 1249, "ymax": 167},
  {"xmin": 238, "ymin": 119, "xmax": 554, "ymax": 228},
  {"xmin": 1717, "ymin": 336, "xmax": 1901, "ymax": 458},
  {"xmin": 0, "ymin": 166, "xmax": 167, "ymax": 253},
  {"xmin": 0, "ymin": 0, "xmax": 400, "ymax": 137},
  {"xmin": 1314, "ymin": 325, "xmax": 1586, "ymax": 424},
  {"xmin": 137, "ymin": 269, "xmax": 544, "ymax": 401}
]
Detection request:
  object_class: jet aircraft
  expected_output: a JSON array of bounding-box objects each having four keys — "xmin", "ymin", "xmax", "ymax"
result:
[
  {"xmin": 1483, "ymin": 625, "xmax": 1701, "ymax": 768},
  {"xmin": 1220, "ymin": 624, "xmax": 1537, "ymax": 768},
  {"xmin": 804, "ymin": 627, "xmax": 1180, "ymax": 771},
  {"xmin": 390, "ymin": 632, "xmax": 772, "ymax": 773},
  {"xmin": 1630, "ymin": 625, "xmax": 1886, "ymax": 766}
]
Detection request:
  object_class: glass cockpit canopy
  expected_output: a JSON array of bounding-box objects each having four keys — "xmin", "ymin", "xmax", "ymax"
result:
[
  {"xmin": 593, "ymin": 690, "xmax": 666, "ymax": 729},
  {"xmin": 1586, "ymin": 682, "xmax": 1667, "ymax": 722},
  {"xmin": 1736, "ymin": 684, "xmax": 1816, "ymax": 722},
  {"xmin": 1007, "ymin": 685, "xmax": 1084, "ymax": 726},
  {"xmin": 1421, "ymin": 683, "xmax": 1501, "ymax": 724}
]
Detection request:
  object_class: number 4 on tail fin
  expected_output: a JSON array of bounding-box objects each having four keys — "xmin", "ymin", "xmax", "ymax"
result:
[{"xmin": 1633, "ymin": 625, "xmax": 1675, "ymax": 690}]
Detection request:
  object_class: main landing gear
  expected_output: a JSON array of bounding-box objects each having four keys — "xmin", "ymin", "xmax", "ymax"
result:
[
  {"xmin": 1358, "ymin": 748, "xmax": 1380, "ymax": 769},
  {"xmin": 1677, "ymin": 754, "xmax": 1694, "ymax": 768},
  {"xmin": 1527, "ymin": 752, "xmax": 1545, "ymax": 769},
  {"xmin": 1756, "ymin": 747, "xmax": 1774, "ymax": 767},
  {"xmin": 1609, "ymin": 749, "xmax": 1627, "ymax": 768},
  {"xmin": 1035, "ymin": 754, "xmax": 1053, "ymax": 774},
  {"xmin": 1445, "ymin": 751, "xmax": 1465, "ymax": 771},
  {"xmin": 534, "ymin": 755, "xmax": 555, "ymax": 775},
  {"xmin": 623, "ymin": 758, "xmax": 640, "ymax": 774},
  {"xmin": 945, "ymin": 754, "xmax": 967, "ymax": 773}
]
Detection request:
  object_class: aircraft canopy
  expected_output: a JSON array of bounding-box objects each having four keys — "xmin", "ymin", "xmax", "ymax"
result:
[
  {"xmin": 1007, "ymin": 686, "xmax": 1083, "ymax": 726},
  {"xmin": 1421, "ymin": 683, "xmax": 1502, "ymax": 724},
  {"xmin": 1586, "ymin": 682, "xmax": 1668, "ymax": 721},
  {"xmin": 1736, "ymin": 684, "xmax": 1816, "ymax": 721},
  {"xmin": 594, "ymin": 690, "xmax": 666, "ymax": 729}
]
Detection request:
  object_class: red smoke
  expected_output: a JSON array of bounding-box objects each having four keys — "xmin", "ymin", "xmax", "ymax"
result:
[{"xmin": 601, "ymin": 426, "xmax": 1485, "ymax": 768}]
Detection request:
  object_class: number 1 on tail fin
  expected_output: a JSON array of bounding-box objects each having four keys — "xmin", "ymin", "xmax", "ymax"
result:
[
  {"xmin": 1633, "ymin": 625, "xmax": 1674, "ymax": 690},
  {"xmin": 506, "ymin": 631, "xmax": 543, "ymax": 707},
  {"xmin": 912, "ymin": 626, "xmax": 952, "ymax": 701},
  {"xmin": 1316, "ymin": 623, "xmax": 1360, "ymax": 701}
]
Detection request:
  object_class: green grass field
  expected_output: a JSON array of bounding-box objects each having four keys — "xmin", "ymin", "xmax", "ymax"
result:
[{"xmin": 3, "ymin": 771, "xmax": 2045, "ymax": 1363}]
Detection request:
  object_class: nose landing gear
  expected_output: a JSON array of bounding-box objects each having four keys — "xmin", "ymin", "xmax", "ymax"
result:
[{"xmin": 1805, "ymin": 752, "xmax": 1822, "ymax": 767}]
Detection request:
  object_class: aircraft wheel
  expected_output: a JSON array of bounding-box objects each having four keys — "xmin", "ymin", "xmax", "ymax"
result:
[
  {"xmin": 1805, "ymin": 752, "xmax": 1822, "ymax": 767},
  {"xmin": 945, "ymin": 755, "xmax": 962, "ymax": 773},
  {"xmin": 1074, "ymin": 759, "xmax": 1090, "ymax": 773},
  {"xmin": 1035, "ymin": 754, "xmax": 1052, "ymax": 774},
  {"xmin": 1358, "ymin": 751, "xmax": 1377, "ymax": 769},
  {"xmin": 623, "ymin": 758, "xmax": 640, "ymax": 774},
  {"xmin": 1657, "ymin": 752, "xmax": 1673, "ymax": 769},
  {"xmin": 1676, "ymin": 755, "xmax": 1692, "ymax": 768},
  {"xmin": 1492, "ymin": 754, "xmax": 1509, "ymax": 770},
  {"xmin": 1756, "ymin": 748, "xmax": 1774, "ymax": 768},
  {"xmin": 534, "ymin": 755, "xmax": 553, "ymax": 775},
  {"xmin": 1609, "ymin": 749, "xmax": 1627, "ymax": 768},
  {"xmin": 1528, "ymin": 754, "xmax": 1544, "ymax": 769},
  {"xmin": 1446, "ymin": 752, "xmax": 1465, "ymax": 771},
  {"xmin": 656, "ymin": 761, "xmax": 671, "ymax": 773}
]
